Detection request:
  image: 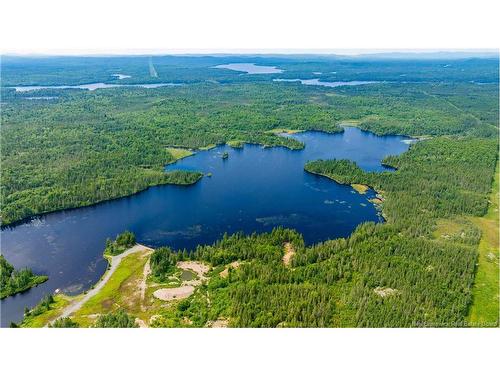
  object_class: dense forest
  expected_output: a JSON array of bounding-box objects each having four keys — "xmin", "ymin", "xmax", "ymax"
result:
[
  {"xmin": 93, "ymin": 310, "xmax": 138, "ymax": 328},
  {"xmin": 2, "ymin": 55, "xmax": 498, "ymax": 86},
  {"xmin": 1, "ymin": 75, "xmax": 498, "ymax": 225},
  {"xmin": 145, "ymin": 136, "xmax": 498, "ymax": 327},
  {"xmin": 1, "ymin": 55, "xmax": 498, "ymax": 327},
  {"xmin": 0, "ymin": 255, "xmax": 48, "ymax": 299},
  {"xmin": 49, "ymin": 317, "xmax": 79, "ymax": 328}
]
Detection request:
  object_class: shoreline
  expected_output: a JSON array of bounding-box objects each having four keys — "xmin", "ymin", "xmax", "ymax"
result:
[
  {"xmin": 0, "ymin": 275, "xmax": 49, "ymax": 300},
  {"xmin": 304, "ymin": 169, "xmax": 387, "ymax": 220},
  {"xmin": 45, "ymin": 244, "xmax": 154, "ymax": 326},
  {"xmin": 2, "ymin": 125, "xmax": 408, "ymax": 228}
]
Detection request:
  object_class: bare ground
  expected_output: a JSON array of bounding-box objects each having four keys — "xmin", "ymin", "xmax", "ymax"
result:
[
  {"xmin": 219, "ymin": 261, "xmax": 240, "ymax": 278},
  {"xmin": 206, "ymin": 318, "xmax": 229, "ymax": 328},
  {"xmin": 374, "ymin": 287, "xmax": 399, "ymax": 298},
  {"xmin": 153, "ymin": 285, "xmax": 195, "ymax": 301},
  {"xmin": 152, "ymin": 261, "xmax": 210, "ymax": 302},
  {"xmin": 283, "ymin": 242, "xmax": 295, "ymax": 266},
  {"xmin": 140, "ymin": 259, "xmax": 151, "ymax": 311}
]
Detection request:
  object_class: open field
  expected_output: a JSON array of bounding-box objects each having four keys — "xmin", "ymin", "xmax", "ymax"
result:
[
  {"xmin": 28, "ymin": 245, "xmax": 212, "ymax": 327},
  {"xmin": 468, "ymin": 164, "xmax": 499, "ymax": 326},
  {"xmin": 351, "ymin": 184, "xmax": 369, "ymax": 194},
  {"xmin": 166, "ymin": 147, "xmax": 194, "ymax": 161},
  {"xmin": 20, "ymin": 295, "xmax": 74, "ymax": 328},
  {"xmin": 70, "ymin": 246, "xmax": 153, "ymax": 326}
]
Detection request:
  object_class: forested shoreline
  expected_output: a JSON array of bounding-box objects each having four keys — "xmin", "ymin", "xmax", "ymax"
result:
[
  {"xmin": 0, "ymin": 255, "xmax": 48, "ymax": 299},
  {"xmin": 143, "ymin": 136, "xmax": 498, "ymax": 327},
  {"xmin": 1, "ymin": 79, "xmax": 498, "ymax": 225},
  {"xmin": 1, "ymin": 55, "xmax": 498, "ymax": 327}
]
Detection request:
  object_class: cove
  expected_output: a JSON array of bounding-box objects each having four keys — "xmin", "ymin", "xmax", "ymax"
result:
[{"xmin": 0, "ymin": 127, "xmax": 410, "ymax": 326}]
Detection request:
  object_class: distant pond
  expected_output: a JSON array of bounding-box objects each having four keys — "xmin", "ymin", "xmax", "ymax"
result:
[{"xmin": 0, "ymin": 127, "xmax": 411, "ymax": 326}]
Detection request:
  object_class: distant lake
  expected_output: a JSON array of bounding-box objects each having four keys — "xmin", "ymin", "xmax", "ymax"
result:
[
  {"xmin": 0, "ymin": 127, "xmax": 411, "ymax": 326},
  {"xmin": 10, "ymin": 82, "xmax": 182, "ymax": 92},
  {"xmin": 24, "ymin": 96, "xmax": 58, "ymax": 100},
  {"xmin": 273, "ymin": 79, "xmax": 377, "ymax": 87},
  {"xmin": 215, "ymin": 63, "xmax": 284, "ymax": 74},
  {"xmin": 112, "ymin": 74, "xmax": 131, "ymax": 80}
]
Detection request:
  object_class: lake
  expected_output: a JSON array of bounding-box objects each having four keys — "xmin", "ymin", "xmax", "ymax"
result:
[
  {"xmin": 9, "ymin": 82, "xmax": 182, "ymax": 92},
  {"xmin": 214, "ymin": 63, "xmax": 284, "ymax": 74},
  {"xmin": 0, "ymin": 127, "xmax": 410, "ymax": 326},
  {"xmin": 112, "ymin": 74, "xmax": 132, "ymax": 80},
  {"xmin": 273, "ymin": 79, "xmax": 377, "ymax": 87}
]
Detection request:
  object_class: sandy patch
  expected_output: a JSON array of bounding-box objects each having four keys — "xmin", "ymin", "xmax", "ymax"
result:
[
  {"xmin": 84, "ymin": 313, "xmax": 101, "ymax": 319},
  {"xmin": 283, "ymin": 243, "xmax": 295, "ymax": 266},
  {"xmin": 135, "ymin": 318, "xmax": 147, "ymax": 328},
  {"xmin": 351, "ymin": 184, "xmax": 369, "ymax": 194},
  {"xmin": 178, "ymin": 261, "xmax": 209, "ymax": 278},
  {"xmin": 219, "ymin": 261, "xmax": 240, "ymax": 278},
  {"xmin": 206, "ymin": 318, "xmax": 229, "ymax": 328},
  {"xmin": 374, "ymin": 287, "xmax": 399, "ymax": 298},
  {"xmin": 149, "ymin": 315, "xmax": 161, "ymax": 325},
  {"xmin": 140, "ymin": 259, "xmax": 151, "ymax": 310},
  {"xmin": 153, "ymin": 285, "xmax": 195, "ymax": 301},
  {"xmin": 219, "ymin": 268, "xmax": 229, "ymax": 278}
]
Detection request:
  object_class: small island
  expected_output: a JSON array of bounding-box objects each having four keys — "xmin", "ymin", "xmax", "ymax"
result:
[{"xmin": 0, "ymin": 255, "xmax": 48, "ymax": 299}]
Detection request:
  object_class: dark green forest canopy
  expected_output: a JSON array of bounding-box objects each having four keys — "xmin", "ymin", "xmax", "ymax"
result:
[
  {"xmin": 2, "ymin": 55, "xmax": 498, "ymax": 85},
  {"xmin": 306, "ymin": 137, "xmax": 498, "ymax": 235},
  {"xmin": 1, "ymin": 55, "xmax": 498, "ymax": 327},
  {"xmin": 1, "ymin": 77, "xmax": 498, "ymax": 224},
  {"xmin": 151, "ymin": 138, "xmax": 497, "ymax": 327},
  {"xmin": 0, "ymin": 255, "xmax": 48, "ymax": 299}
]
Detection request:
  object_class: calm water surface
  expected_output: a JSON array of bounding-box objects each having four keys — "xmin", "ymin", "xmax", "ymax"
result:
[
  {"xmin": 0, "ymin": 127, "xmax": 410, "ymax": 326},
  {"xmin": 10, "ymin": 82, "xmax": 182, "ymax": 92},
  {"xmin": 274, "ymin": 79, "xmax": 377, "ymax": 87},
  {"xmin": 112, "ymin": 74, "xmax": 132, "ymax": 80},
  {"xmin": 214, "ymin": 63, "xmax": 284, "ymax": 74}
]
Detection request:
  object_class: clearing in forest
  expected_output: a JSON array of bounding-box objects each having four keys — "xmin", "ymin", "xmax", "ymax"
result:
[
  {"xmin": 468, "ymin": 163, "xmax": 499, "ymax": 327},
  {"xmin": 283, "ymin": 242, "xmax": 295, "ymax": 266}
]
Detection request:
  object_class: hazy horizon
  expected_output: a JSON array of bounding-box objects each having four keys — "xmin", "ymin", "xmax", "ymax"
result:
[{"xmin": 2, "ymin": 48, "xmax": 498, "ymax": 58}]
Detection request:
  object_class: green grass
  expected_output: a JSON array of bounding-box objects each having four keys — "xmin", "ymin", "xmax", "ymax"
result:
[
  {"xmin": 198, "ymin": 144, "xmax": 217, "ymax": 151},
  {"xmin": 70, "ymin": 249, "xmax": 167, "ymax": 327},
  {"xmin": 166, "ymin": 147, "xmax": 194, "ymax": 160},
  {"xmin": 65, "ymin": 248, "xmax": 190, "ymax": 327},
  {"xmin": 469, "ymin": 163, "xmax": 499, "ymax": 327},
  {"xmin": 226, "ymin": 140, "xmax": 244, "ymax": 148},
  {"xmin": 75, "ymin": 251, "xmax": 148, "ymax": 317},
  {"xmin": 265, "ymin": 128, "xmax": 304, "ymax": 135},
  {"xmin": 20, "ymin": 295, "xmax": 73, "ymax": 328}
]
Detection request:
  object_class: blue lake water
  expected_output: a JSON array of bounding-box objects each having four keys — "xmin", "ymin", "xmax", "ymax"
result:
[
  {"xmin": 214, "ymin": 63, "xmax": 284, "ymax": 74},
  {"xmin": 0, "ymin": 127, "xmax": 410, "ymax": 326},
  {"xmin": 9, "ymin": 82, "xmax": 181, "ymax": 92},
  {"xmin": 273, "ymin": 79, "xmax": 377, "ymax": 87},
  {"xmin": 112, "ymin": 74, "xmax": 132, "ymax": 80}
]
